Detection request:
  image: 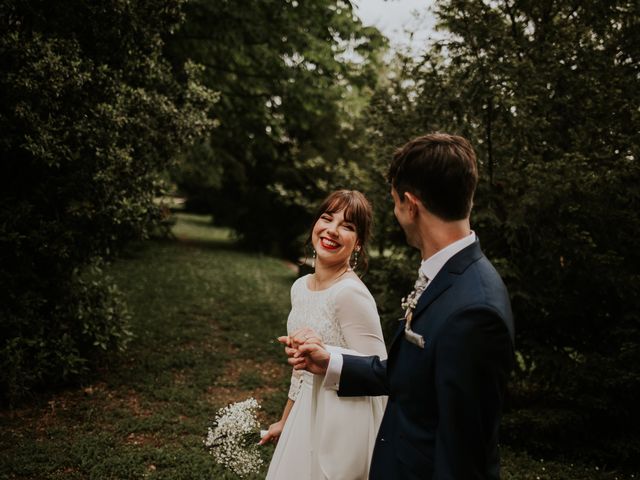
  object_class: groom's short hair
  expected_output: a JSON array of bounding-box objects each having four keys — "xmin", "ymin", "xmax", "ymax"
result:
[{"xmin": 388, "ymin": 133, "xmax": 478, "ymax": 221}]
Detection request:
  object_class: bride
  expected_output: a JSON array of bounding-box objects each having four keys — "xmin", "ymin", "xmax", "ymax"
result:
[{"xmin": 260, "ymin": 189, "xmax": 387, "ymax": 480}]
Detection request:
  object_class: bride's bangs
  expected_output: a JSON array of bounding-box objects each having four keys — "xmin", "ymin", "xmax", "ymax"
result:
[
  {"xmin": 323, "ymin": 193, "xmax": 357, "ymax": 225},
  {"xmin": 324, "ymin": 195, "xmax": 351, "ymax": 218}
]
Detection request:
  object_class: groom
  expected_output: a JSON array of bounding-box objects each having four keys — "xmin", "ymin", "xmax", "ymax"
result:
[{"xmin": 285, "ymin": 133, "xmax": 515, "ymax": 479}]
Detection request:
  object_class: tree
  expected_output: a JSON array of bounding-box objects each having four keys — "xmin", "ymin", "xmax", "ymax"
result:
[
  {"xmin": 430, "ymin": 0, "xmax": 640, "ymax": 464},
  {"xmin": 360, "ymin": 0, "xmax": 640, "ymax": 466},
  {"xmin": 0, "ymin": 0, "xmax": 215, "ymax": 402},
  {"xmin": 165, "ymin": 0, "xmax": 387, "ymax": 256}
]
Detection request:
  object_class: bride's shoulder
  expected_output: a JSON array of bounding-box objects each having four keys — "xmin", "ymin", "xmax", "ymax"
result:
[
  {"xmin": 291, "ymin": 274, "xmax": 311, "ymax": 293},
  {"xmin": 334, "ymin": 275, "xmax": 375, "ymax": 301}
]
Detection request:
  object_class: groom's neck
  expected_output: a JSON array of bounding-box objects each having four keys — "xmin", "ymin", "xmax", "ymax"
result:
[{"xmin": 417, "ymin": 216, "xmax": 471, "ymax": 260}]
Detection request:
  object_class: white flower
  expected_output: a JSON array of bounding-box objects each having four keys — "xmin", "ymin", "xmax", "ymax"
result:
[
  {"xmin": 204, "ymin": 397, "xmax": 264, "ymax": 478},
  {"xmin": 400, "ymin": 272, "xmax": 429, "ymax": 347},
  {"xmin": 401, "ymin": 273, "xmax": 428, "ymax": 315}
]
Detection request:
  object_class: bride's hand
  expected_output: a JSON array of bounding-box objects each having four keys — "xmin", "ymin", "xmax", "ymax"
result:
[
  {"xmin": 258, "ymin": 419, "xmax": 285, "ymax": 445},
  {"xmin": 290, "ymin": 327, "xmax": 324, "ymax": 349}
]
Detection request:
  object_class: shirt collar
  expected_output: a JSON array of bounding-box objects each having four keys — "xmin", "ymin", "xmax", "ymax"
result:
[{"xmin": 419, "ymin": 231, "xmax": 476, "ymax": 282}]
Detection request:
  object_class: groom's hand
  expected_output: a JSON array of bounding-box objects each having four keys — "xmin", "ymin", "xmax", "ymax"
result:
[
  {"xmin": 277, "ymin": 329, "xmax": 329, "ymax": 375},
  {"xmin": 293, "ymin": 342, "xmax": 330, "ymax": 375}
]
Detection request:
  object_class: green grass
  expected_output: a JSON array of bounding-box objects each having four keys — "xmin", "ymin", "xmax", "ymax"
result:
[
  {"xmin": 0, "ymin": 213, "xmax": 294, "ymax": 480},
  {"xmin": 0, "ymin": 213, "xmax": 635, "ymax": 479}
]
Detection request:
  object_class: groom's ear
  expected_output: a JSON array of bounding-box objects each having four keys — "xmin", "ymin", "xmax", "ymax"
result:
[{"xmin": 404, "ymin": 191, "xmax": 422, "ymax": 216}]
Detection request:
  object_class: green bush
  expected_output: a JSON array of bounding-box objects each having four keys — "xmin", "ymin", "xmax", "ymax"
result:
[
  {"xmin": 0, "ymin": 0, "xmax": 215, "ymax": 403},
  {"xmin": 1, "ymin": 264, "xmax": 131, "ymax": 401},
  {"xmin": 365, "ymin": 253, "xmax": 419, "ymax": 341}
]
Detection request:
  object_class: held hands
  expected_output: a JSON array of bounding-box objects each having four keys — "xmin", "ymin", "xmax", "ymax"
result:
[{"xmin": 278, "ymin": 328, "xmax": 330, "ymax": 376}]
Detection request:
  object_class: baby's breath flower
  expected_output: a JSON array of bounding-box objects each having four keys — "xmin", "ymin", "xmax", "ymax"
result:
[
  {"xmin": 204, "ymin": 397, "xmax": 264, "ymax": 478},
  {"xmin": 401, "ymin": 273, "xmax": 428, "ymax": 316}
]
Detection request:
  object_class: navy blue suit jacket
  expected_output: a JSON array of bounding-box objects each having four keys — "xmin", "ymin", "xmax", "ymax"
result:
[{"xmin": 339, "ymin": 240, "xmax": 514, "ymax": 479}]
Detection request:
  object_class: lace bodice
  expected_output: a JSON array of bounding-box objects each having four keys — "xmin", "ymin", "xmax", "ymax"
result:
[
  {"xmin": 286, "ymin": 274, "xmax": 386, "ymax": 400},
  {"xmin": 287, "ymin": 275, "xmax": 352, "ymax": 347}
]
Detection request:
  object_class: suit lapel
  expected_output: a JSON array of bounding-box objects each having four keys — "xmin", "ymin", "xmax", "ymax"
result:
[
  {"xmin": 388, "ymin": 241, "xmax": 484, "ymax": 355},
  {"xmin": 411, "ymin": 271, "xmax": 454, "ymax": 320},
  {"xmin": 389, "ymin": 319, "xmax": 407, "ymax": 350},
  {"xmin": 387, "ymin": 275, "xmax": 453, "ymax": 357}
]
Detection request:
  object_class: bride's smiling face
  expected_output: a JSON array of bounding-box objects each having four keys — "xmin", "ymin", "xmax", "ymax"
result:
[{"xmin": 311, "ymin": 209, "xmax": 358, "ymax": 268}]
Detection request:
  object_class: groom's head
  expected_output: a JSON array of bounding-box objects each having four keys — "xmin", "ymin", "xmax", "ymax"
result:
[{"xmin": 387, "ymin": 133, "xmax": 478, "ymax": 221}]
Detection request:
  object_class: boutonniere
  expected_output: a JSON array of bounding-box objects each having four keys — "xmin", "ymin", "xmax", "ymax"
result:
[{"xmin": 400, "ymin": 274, "xmax": 428, "ymax": 348}]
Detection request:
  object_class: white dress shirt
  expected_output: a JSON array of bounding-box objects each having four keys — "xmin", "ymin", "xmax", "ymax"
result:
[{"xmin": 323, "ymin": 231, "xmax": 477, "ymax": 390}]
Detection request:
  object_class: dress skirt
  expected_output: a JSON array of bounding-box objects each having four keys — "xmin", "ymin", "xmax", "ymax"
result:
[{"xmin": 266, "ymin": 371, "xmax": 386, "ymax": 480}]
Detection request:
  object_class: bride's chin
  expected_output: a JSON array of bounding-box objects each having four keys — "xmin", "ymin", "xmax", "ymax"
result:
[{"xmin": 316, "ymin": 253, "xmax": 347, "ymax": 265}]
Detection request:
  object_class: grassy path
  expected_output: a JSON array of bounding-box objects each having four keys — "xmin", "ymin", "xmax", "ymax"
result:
[
  {"xmin": 0, "ymin": 213, "xmax": 295, "ymax": 479},
  {"xmin": 0, "ymin": 213, "xmax": 634, "ymax": 479}
]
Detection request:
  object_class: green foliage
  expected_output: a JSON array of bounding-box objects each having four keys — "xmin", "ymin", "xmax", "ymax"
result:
[
  {"xmin": 359, "ymin": 0, "xmax": 640, "ymax": 468},
  {"xmin": 365, "ymin": 253, "xmax": 421, "ymax": 341},
  {"xmin": 500, "ymin": 446, "xmax": 635, "ymax": 480},
  {"xmin": 0, "ymin": 213, "xmax": 294, "ymax": 480},
  {"xmin": 165, "ymin": 0, "xmax": 388, "ymax": 256},
  {"xmin": 1, "ymin": 265, "xmax": 132, "ymax": 402},
  {"xmin": 0, "ymin": 0, "xmax": 216, "ymax": 402}
]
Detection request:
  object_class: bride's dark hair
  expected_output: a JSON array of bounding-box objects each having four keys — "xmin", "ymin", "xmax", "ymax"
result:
[{"xmin": 304, "ymin": 190, "xmax": 373, "ymax": 273}]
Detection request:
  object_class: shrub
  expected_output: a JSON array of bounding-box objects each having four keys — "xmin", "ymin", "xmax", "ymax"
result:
[{"xmin": 0, "ymin": 0, "xmax": 215, "ymax": 403}]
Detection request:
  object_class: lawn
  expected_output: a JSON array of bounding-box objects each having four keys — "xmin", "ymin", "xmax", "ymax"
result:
[
  {"xmin": 0, "ymin": 213, "xmax": 295, "ymax": 479},
  {"xmin": 0, "ymin": 213, "xmax": 634, "ymax": 479}
]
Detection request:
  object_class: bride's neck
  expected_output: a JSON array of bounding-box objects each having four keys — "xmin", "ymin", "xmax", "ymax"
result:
[{"xmin": 313, "ymin": 261, "xmax": 351, "ymax": 288}]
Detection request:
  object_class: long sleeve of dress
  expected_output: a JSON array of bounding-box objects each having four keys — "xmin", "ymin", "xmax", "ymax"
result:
[
  {"xmin": 287, "ymin": 368, "xmax": 304, "ymax": 401},
  {"xmin": 286, "ymin": 279, "xmax": 305, "ymax": 402},
  {"xmin": 334, "ymin": 281, "xmax": 387, "ymax": 360}
]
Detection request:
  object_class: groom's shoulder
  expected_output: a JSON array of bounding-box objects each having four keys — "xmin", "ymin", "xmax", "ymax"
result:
[{"xmin": 453, "ymin": 255, "xmax": 510, "ymax": 309}]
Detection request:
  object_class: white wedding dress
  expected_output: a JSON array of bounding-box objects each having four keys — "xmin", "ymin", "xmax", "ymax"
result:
[{"xmin": 266, "ymin": 275, "xmax": 387, "ymax": 480}]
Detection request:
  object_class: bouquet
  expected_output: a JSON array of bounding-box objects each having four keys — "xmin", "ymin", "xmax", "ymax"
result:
[{"xmin": 204, "ymin": 397, "xmax": 264, "ymax": 478}]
